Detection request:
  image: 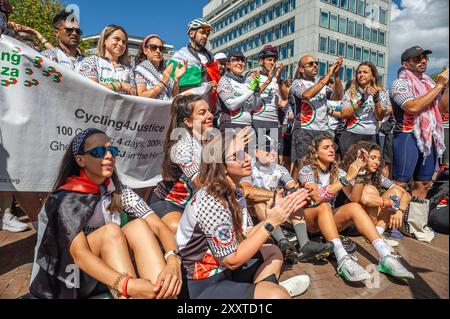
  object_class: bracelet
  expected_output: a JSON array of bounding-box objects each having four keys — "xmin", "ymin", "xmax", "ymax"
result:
[
  {"xmin": 122, "ymin": 275, "xmax": 133, "ymax": 299},
  {"xmin": 319, "ymin": 79, "xmax": 328, "ymax": 86},
  {"xmin": 351, "ymin": 102, "xmax": 358, "ymax": 112},
  {"xmin": 110, "ymin": 83, "xmax": 117, "ymax": 92},
  {"xmin": 111, "ymin": 272, "xmax": 128, "ymax": 298}
]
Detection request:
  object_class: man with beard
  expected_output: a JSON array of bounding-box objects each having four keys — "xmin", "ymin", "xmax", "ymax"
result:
[{"xmin": 42, "ymin": 10, "xmax": 84, "ymax": 71}]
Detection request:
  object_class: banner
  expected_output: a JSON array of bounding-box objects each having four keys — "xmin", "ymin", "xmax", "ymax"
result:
[{"xmin": 0, "ymin": 35, "xmax": 208, "ymax": 192}]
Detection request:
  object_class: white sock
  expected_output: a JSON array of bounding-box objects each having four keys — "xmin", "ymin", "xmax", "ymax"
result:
[
  {"xmin": 376, "ymin": 226, "xmax": 385, "ymax": 236},
  {"xmin": 372, "ymin": 238, "xmax": 391, "ymax": 260},
  {"xmin": 332, "ymin": 238, "xmax": 348, "ymax": 263}
]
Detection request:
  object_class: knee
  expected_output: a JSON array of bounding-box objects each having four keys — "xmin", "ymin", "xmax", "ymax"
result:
[
  {"xmin": 317, "ymin": 203, "xmax": 333, "ymax": 216},
  {"xmin": 102, "ymin": 223, "xmax": 127, "ymax": 246},
  {"xmin": 267, "ymin": 286, "xmax": 291, "ymax": 299},
  {"xmin": 345, "ymin": 203, "xmax": 366, "ymax": 216},
  {"xmin": 125, "ymin": 219, "xmax": 154, "ymax": 239}
]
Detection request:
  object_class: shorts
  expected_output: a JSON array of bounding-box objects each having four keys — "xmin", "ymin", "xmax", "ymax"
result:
[
  {"xmin": 186, "ymin": 251, "xmax": 264, "ymax": 299},
  {"xmin": 291, "ymin": 128, "xmax": 334, "ymax": 164},
  {"xmin": 383, "ymin": 131, "xmax": 394, "ymax": 164},
  {"xmin": 392, "ymin": 132, "xmax": 438, "ymax": 183},
  {"xmin": 339, "ymin": 131, "xmax": 378, "ymax": 158},
  {"xmin": 148, "ymin": 193, "xmax": 184, "ymax": 219}
]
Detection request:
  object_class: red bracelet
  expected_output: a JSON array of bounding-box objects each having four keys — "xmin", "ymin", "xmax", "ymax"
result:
[{"xmin": 122, "ymin": 275, "xmax": 132, "ymax": 299}]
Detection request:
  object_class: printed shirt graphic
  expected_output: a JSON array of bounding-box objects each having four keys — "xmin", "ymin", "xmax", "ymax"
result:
[
  {"xmin": 177, "ymin": 188, "xmax": 253, "ymax": 281},
  {"xmin": 78, "ymin": 55, "xmax": 136, "ymax": 90},
  {"xmin": 41, "ymin": 47, "xmax": 84, "ymax": 71},
  {"xmin": 242, "ymin": 159, "xmax": 294, "ymax": 191},
  {"xmin": 443, "ymin": 112, "xmax": 449, "ymax": 129},
  {"xmin": 342, "ymin": 89, "xmax": 390, "ymax": 135},
  {"xmin": 290, "ymin": 79, "xmax": 333, "ymax": 131},
  {"xmin": 253, "ymin": 74, "xmax": 280, "ymax": 123},
  {"xmin": 389, "ymin": 79, "xmax": 417, "ymax": 133}
]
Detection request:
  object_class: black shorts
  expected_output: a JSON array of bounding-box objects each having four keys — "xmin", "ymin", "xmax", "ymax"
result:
[
  {"xmin": 383, "ymin": 131, "xmax": 394, "ymax": 164},
  {"xmin": 280, "ymin": 131, "xmax": 293, "ymax": 157},
  {"xmin": 291, "ymin": 128, "xmax": 332, "ymax": 164},
  {"xmin": 186, "ymin": 251, "xmax": 264, "ymax": 299},
  {"xmin": 148, "ymin": 193, "xmax": 184, "ymax": 219},
  {"xmin": 339, "ymin": 131, "xmax": 378, "ymax": 158}
]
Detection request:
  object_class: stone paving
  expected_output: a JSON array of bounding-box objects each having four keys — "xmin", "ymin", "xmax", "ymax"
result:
[{"xmin": 0, "ymin": 213, "xmax": 448, "ymax": 299}]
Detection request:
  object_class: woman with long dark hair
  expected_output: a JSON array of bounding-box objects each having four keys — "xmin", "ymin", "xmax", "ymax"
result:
[
  {"xmin": 134, "ymin": 34, "xmax": 187, "ymax": 100},
  {"xmin": 332, "ymin": 62, "xmax": 392, "ymax": 156},
  {"xmin": 29, "ymin": 129, "xmax": 181, "ymax": 299},
  {"xmin": 298, "ymin": 134, "xmax": 414, "ymax": 282},
  {"xmin": 177, "ymin": 132, "xmax": 311, "ymax": 299},
  {"xmin": 78, "ymin": 25, "xmax": 136, "ymax": 95},
  {"xmin": 341, "ymin": 141, "xmax": 412, "ymax": 247},
  {"xmin": 149, "ymin": 95, "xmax": 214, "ymax": 234}
]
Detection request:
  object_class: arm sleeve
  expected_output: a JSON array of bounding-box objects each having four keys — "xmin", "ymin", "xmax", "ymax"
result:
[
  {"xmin": 389, "ymin": 79, "xmax": 415, "ymax": 109},
  {"xmin": 134, "ymin": 71, "xmax": 148, "ymax": 86},
  {"xmin": 218, "ymin": 77, "xmax": 255, "ymax": 112},
  {"xmin": 278, "ymin": 165, "xmax": 295, "ymax": 187},
  {"xmin": 121, "ymin": 187, "xmax": 154, "ymax": 219},
  {"xmin": 299, "ymin": 166, "xmax": 315, "ymax": 186},
  {"xmin": 290, "ymin": 80, "xmax": 307, "ymax": 99},
  {"xmin": 173, "ymin": 141, "xmax": 200, "ymax": 180},
  {"xmin": 380, "ymin": 175, "xmax": 395, "ymax": 190},
  {"xmin": 341, "ymin": 90, "xmax": 354, "ymax": 109}
]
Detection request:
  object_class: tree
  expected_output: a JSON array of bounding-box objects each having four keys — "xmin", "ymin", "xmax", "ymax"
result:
[{"xmin": 431, "ymin": 67, "xmax": 448, "ymax": 82}]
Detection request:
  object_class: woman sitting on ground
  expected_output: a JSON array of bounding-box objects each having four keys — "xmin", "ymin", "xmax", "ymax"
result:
[
  {"xmin": 134, "ymin": 34, "xmax": 187, "ymax": 100},
  {"xmin": 177, "ymin": 132, "xmax": 311, "ymax": 299},
  {"xmin": 341, "ymin": 141, "xmax": 412, "ymax": 248},
  {"xmin": 78, "ymin": 25, "xmax": 136, "ymax": 95},
  {"xmin": 298, "ymin": 134, "xmax": 414, "ymax": 282},
  {"xmin": 29, "ymin": 129, "xmax": 181, "ymax": 299}
]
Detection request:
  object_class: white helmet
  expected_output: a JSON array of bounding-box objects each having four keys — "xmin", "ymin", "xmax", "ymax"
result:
[{"xmin": 187, "ymin": 18, "xmax": 213, "ymax": 34}]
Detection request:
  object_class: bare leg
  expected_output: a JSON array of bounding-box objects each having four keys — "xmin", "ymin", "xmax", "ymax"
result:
[
  {"xmin": 161, "ymin": 212, "xmax": 182, "ymax": 235},
  {"xmin": 301, "ymin": 203, "xmax": 340, "ymax": 241},
  {"xmin": 253, "ymin": 244, "xmax": 283, "ymax": 283},
  {"xmin": 411, "ymin": 181, "xmax": 431, "ymax": 199}
]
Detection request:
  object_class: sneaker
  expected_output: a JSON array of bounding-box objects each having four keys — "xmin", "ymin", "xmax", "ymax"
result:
[
  {"xmin": 298, "ymin": 241, "xmax": 334, "ymax": 262},
  {"xmin": 387, "ymin": 228, "xmax": 404, "ymax": 239},
  {"xmin": 329, "ymin": 236, "xmax": 357, "ymax": 260},
  {"xmin": 279, "ymin": 275, "xmax": 310, "ymax": 298},
  {"xmin": 378, "ymin": 255, "xmax": 415, "ymax": 280},
  {"xmin": 0, "ymin": 212, "xmax": 30, "ymax": 233},
  {"xmin": 382, "ymin": 233, "xmax": 399, "ymax": 248},
  {"xmin": 278, "ymin": 238, "xmax": 298, "ymax": 265},
  {"xmin": 337, "ymin": 255, "xmax": 372, "ymax": 282}
]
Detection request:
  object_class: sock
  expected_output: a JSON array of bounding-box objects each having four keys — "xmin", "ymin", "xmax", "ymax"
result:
[
  {"xmin": 376, "ymin": 226, "xmax": 385, "ymax": 236},
  {"xmin": 294, "ymin": 221, "xmax": 309, "ymax": 248},
  {"xmin": 272, "ymin": 227, "xmax": 287, "ymax": 243},
  {"xmin": 332, "ymin": 238, "xmax": 348, "ymax": 263},
  {"xmin": 372, "ymin": 238, "xmax": 391, "ymax": 260}
]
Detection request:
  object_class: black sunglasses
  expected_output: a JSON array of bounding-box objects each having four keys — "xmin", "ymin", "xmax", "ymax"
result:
[
  {"xmin": 64, "ymin": 27, "xmax": 83, "ymax": 36},
  {"xmin": 230, "ymin": 57, "xmax": 246, "ymax": 63},
  {"xmin": 301, "ymin": 61, "xmax": 319, "ymax": 68},
  {"xmin": 146, "ymin": 44, "xmax": 165, "ymax": 52},
  {"xmin": 80, "ymin": 146, "xmax": 119, "ymax": 158}
]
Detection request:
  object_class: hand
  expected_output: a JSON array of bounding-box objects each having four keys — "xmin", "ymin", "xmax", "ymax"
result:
[
  {"xmin": 276, "ymin": 63, "xmax": 284, "ymax": 83},
  {"xmin": 267, "ymin": 64, "xmax": 277, "ymax": 82},
  {"xmin": 162, "ymin": 64, "xmax": 174, "ymax": 85},
  {"xmin": 366, "ymin": 86, "xmax": 380, "ymax": 97},
  {"xmin": 120, "ymin": 82, "xmax": 135, "ymax": 95},
  {"xmin": 208, "ymin": 80, "xmax": 218, "ymax": 94},
  {"xmin": 126, "ymin": 278, "xmax": 157, "ymax": 299},
  {"xmin": 235, "ymin": 126, "xmax": 255, "ymax": 147},
  {"xmin": 266, "ymin": 189, "xmax": 309, "ymax": 227},
  {"xmin": 347, "ymin": 157, "xmax": 366, "ymax": 181},
  {"xmin": 174, "ymin": 60, "xmax": 187, "ymax": 82},
  {"xmin": 436, "ymin": 68, "xmax": 449, "ymax": 88},
  {"xmin": 329, "ymin": 57, "xmax": 343, "ymax": 77},
  {"xmin": 389, "ymin": 211, "xmax": 404, "ymax": 229},
  {"xmin": 153, "ymin": 257, "xmax": 182, "ymax": 299}
]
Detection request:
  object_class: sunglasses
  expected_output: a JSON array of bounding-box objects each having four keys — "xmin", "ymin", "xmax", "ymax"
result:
[
  {"xmin": 411, "ymin": 54, "xmax": 429, "ymax": 63},
  {"xmin": 230, "ymin": 57, "xmax": 246, "ymax": 63},
  {"xmin": 80, "ymin": 146, "xmax": 119, "ymax": 158},
  {"xmin": 146, "ymin": 44, "xmax": 165, "ymax": 52},
  {"xmin": 301, "ymin": 61, "xmax": 319, "ymax": 68},
  {"xmin": 64, "ymin": 27, "xmax": 83, "ymax": 36}
]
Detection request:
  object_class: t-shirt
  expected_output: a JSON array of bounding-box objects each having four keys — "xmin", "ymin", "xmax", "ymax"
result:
[
  {"xmin": 78, "ymin": 55, "xmax": 136, "ymax": 92},
  {"xmin": 41, "ymin": 47, "xmax": 84, "ymax": 71},
  {"xmin": 290, "ymin": 79, "xmax": 334, "ymax": 131},
  {"xmin": 341, "ymin": 89, "xmax": 390, "ymax": 135},
  {"xmin": 252, "ymin": 74, "xmax": 280, "ymax": 123},
  {"xmin": 241, "ymin": 159, "xmax": 294, "ymax": 191},
  {"xmin": 177, "ymin": 187, "xmax": 254, "ymax": 281},
  {"xmin": 154, "ymin": 132, "xmax": 202, "ymax": 207},
  {"xmin": 327, "ymin": 100, "xmax": 342, "ymax": 132},
  {"xmin": 389, "ymin": 79, "xmax": 417, "ymax": 133}
]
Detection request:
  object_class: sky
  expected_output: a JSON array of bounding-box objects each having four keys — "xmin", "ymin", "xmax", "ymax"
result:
[{"xmin": 62, "ymin": 0, "xmax": 449, "ymax": 84}]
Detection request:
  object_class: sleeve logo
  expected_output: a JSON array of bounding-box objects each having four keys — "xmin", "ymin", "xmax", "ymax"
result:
[{"xmin": 212, "ymin": 223, "xmax": 235, "ymax": 247}]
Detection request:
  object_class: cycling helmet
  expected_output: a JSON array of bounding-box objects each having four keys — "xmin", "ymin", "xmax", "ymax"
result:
[
  {"xmin": 187, "ymin": 18, "xmax": 213, "ymax": 34},
  {"xmin": 259, "ymin": 44, "xmax": 279, "ymax": 60}
]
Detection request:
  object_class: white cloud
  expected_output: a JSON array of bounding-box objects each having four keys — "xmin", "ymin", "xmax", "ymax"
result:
[{"xmin": 389, "ymin": 0, "xmax": 449, "ymax": 71}]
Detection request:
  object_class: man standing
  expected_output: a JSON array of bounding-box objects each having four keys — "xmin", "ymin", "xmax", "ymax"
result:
[
  {"xmin": 389, "ymin": 46, "xmax": 449, "ymax": 199},
  {"xmin": 42, "ymin": 10, "xmax": 84, "ymax": 71}
]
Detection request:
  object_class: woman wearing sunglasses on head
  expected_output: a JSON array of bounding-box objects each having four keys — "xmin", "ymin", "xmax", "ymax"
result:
[
  {"xmin": 29, "ymin": 129, "xmax": 182, "ymax": 299},
  {"xmin": 218, "ymin": 51, "xmax": 262, "ymax": 130},
  {"xmin": 177, "ymin": 132, "xmax": 311, "ymax": 299},
  {"xmin": 134, "ymin": 34, "xmax": 187, "ymax": 100},
  {"xmin": 78, "ymin": 25, "xmax": 136, "ymax": 95}
]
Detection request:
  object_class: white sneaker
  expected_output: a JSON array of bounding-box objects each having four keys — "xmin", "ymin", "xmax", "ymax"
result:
[
  {"xmin": 382, "ymin": 234, "xmax": 400, "ymax": 248},
  {"xmin": 0, "ymin": 212, "xmax": 30, "ymax": 233},
  {"xmin": 279, "ymin": 275, "xmax": 310, "ymax": 298}
]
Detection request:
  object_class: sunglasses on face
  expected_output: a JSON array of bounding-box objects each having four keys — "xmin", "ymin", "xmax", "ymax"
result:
[
  {"xmin": 230, "ymin": 57, "xmax": 246, "ymax": 63},
  {"xmin": 301, "ymin": 61, "xmax": 319, "ymax": 68},
  {"xmin": 64, "ymin": 27, "xmax": 83, "ymax": 36},
  {"xmin": 411, "ymin": 54, "xmax": 429, "ymax": 63},
  {"xmin": 146, "ymin": 44, "xmax": 165, "ymax": 52},
  {"xmin": 80, "ymin": 146, "xmax": 119, "ymax": 158}
]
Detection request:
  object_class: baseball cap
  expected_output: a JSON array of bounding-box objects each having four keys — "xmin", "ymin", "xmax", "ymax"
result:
[
  {"xmin": 401, "ymin": 46, "xmax": 433, "ymax": 63},
  {"xmin": 214, "ymin": 52, "xmax": 227, "ymax": 61},
  {"xmin": 227, "ymin": 50, "xmax": 246, "ymax": 60}
]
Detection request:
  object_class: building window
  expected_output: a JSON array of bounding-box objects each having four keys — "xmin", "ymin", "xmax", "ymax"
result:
[
  {"xmin": 274, "ymin": 26, "xmax": 281, "ymax": 40},
  {"xmin": 363, "ymin": 48, "xmax": 370, "ymax": 62},
  {"xmin": 290, "ymin": 19, "xmax": 295, "ymax": 34},
  {"xmin": 289, "ymin": 42, "xmax": 294, "ymax": 57},
  {"xmin": 371, "ymin": 29, "xmax": 378, "ymax": 43},
  {"xmin": 329, "ymin": 38, "xmax": 337, "ymax": 55},
  {"xmin": 330, "ymin": 14, "xmax": 338, "ymax": 31},
  {"xmin": 346, "ymin": 67, "xmax": 353, "ymax": 81},
  {"xmin": 364, "ymin": 25, "xmax": 371, "ymax": 42},
  {"xmin": 346, "ymin": 43, "xmax": 354, "ymax": 60},
  {"xmin": 348, "ymin": 20, "xmax": 355, "ymax": 36},
  {"xmin": 378, "ymin": 52, "xmax": 385, "ymax": 67},
  {"xmin": 331, "ymin": 0, "xmax": 339, "ymax": 5},
  {"xmin": 319, "ymin": 35, "xmax": 328, "ymax": 53},
  {"xmin": 320, "ymin": 10, "xmax": 329, "ymax": 29},
  {"xmin": 371, "ymin": 50, "xmax": 377, "ymax": 65},
  {"xmin": 380, "ymin": 8, "xmax": 388, "ymax": 24},
  {"xmin": 338, "ymin": 41, "xmax": 346, "ymax": 56},
  {"xmin": 372, "ymin": 5, "xmax": 379, "ymax": 22},
  {"xmin": 338, "ymin": 66, "xmax": 344, "ymax": 79},
  {"xmin": 339, "ymin": 16, "xmax": 347, "ymax": 34},
  {"xmin": 275, "ymin": 4, "xmax": 282, "ymax": 18},
  {"xmin": 355, "ymin": 46, "xmax": 362, "ymax": 61},
  {"xmin": 357, "ymin": 0, "xmax": 365, "ymax": 16},
  {"xmin": 281, "ymin": 45, "xmax": 288, "ymax": 59},
  {"xmin": 340, "ymin": 0, "xmax": 348, "ymax": 9},
  {"xmin": 379, "ymin": 30, "xmax": 386, "ymax": 46},
  {"xmin": 267, "ymin": 30, "xmax": 273, "ymax": 42},
  {"xmin": 283, "ymin": 1, "xmax": 289, "ymax": 14},
  {"xmin": 290, "ymin": 0, "xmax": 296, "ymax": 10},
  {"xmin": 319, "ymin": 61, "xmax": 327, "ymax": 77},
  {"xmin": 365, "ymin": 3, "xmax": 372, "ymax": 18},
  {"xmin": 282, "ymin": 22, "xmax": 288, "ymax": 37},
  {"xmin": 356, "ymin": 22, "xmax": 363, "ymax": 38},
  {"xmin": 349, "ymin": 0, "xmax": 357, "ymax": 12}
]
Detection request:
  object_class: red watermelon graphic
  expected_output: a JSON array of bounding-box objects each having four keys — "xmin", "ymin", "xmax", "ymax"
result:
[
  {"xmin": 231, "ymin": 107, "xmax": 244, "ymax": 120},
  {"xmin": 300, "ymin": 102, "xmax": 316, "ymax": 127},
  {"xmin": 346, "ymin": 114, "xmax": 361, "ymax": 130},
  {"xmin": 403, "ymin": 113, "xmax": 415, "ymax": 132},
  {"xmin": 254, "ymin": 101, "xmax": 267, "ymax": 116}
]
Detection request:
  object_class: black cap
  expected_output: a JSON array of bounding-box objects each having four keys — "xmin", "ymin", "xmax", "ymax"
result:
[
  {"xmin": 259, "ymin": 44, "xmax": 278, "ymax": 60},
  {"xmin": 227, "ymin": 50, "xmax": 246, "ymax": 60},
  {"xmin": 401, "ymin": 46, "xmax": 433, "ymax": 63}
]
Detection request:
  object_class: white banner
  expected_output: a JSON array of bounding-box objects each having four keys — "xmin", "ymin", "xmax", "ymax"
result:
[{"xmin": 0, "ymin": 35, "xmax": 208, "ymax": 192}]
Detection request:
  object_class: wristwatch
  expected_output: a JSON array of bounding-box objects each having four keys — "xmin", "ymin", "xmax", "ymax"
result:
[
  {"xmin": 164, "ymin": 250, "xmax": 182, "ymax": 262},
  {"xmin": 339, "ymin": 176, "xmax": 350, "ymax": 187},
  {"xmin": 264, "ymin": 222, "xmax": 275, "ymax": 234}
]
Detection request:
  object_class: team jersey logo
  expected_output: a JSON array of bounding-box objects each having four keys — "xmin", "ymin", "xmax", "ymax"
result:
[
  {"xmin": 213, "ymin": 223, "xmax": 235, "ymax": 247},
  {"xmin": 300, "ymin": 101, "xmax": 316, "ymax": 127}
]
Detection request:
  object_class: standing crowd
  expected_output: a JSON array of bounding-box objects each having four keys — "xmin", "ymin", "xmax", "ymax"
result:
[{"xmin": 1, "ymin": 2, "xmax": 449, "ymax": 299}]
